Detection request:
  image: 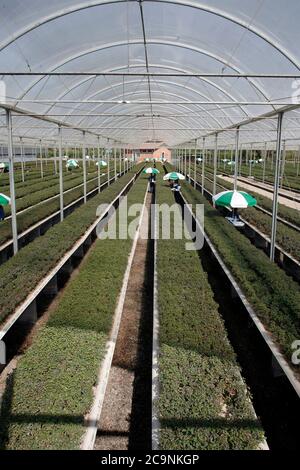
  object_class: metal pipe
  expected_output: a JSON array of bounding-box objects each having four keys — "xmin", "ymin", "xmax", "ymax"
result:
[
  {"xmin": 262, "ymin": 142, "xmax": 267, "ymax": 183},
  {"xmin": 58, "ymin": 127, "xmax": 64, "ymax": 222},
  {"xmin": 194, "ymin": 139, "xmax": 197, "ymax": 189},
  {"xmin": 270, "ymin": 112, "xmax": 284, "ymax": 262},
  {"xmin": 20, "ymin": 137, "xmax": 25, "ymax": 183},
  {"xmin": 280, "ymin": 140, "xmax": 286, "ymax": 188},
  {"xmin": 3, "ymin": 72, "xmax": 300, "ymax": 78},
  {"xmin": 82, "ymin": 131, "xmax": 87, "ymax": 204},
  {"xmin": 213, "ymin": 134, "xmax": 218, "ymax": 196},
  {"xmin": 202, "ymin": 138, "xmax": 205, "ymax": 195},
  {"xmin": 6, "ymin": 109, "xmax": 18, "ymax": 255},
  {"xmin": 234, "ymin": 127, "xmax": 239, "ymax": 191},
  {"xmin": 97, "ymin": 137, "xmax": 101, "ymax": 193},
  {"xmin": 39, "ymin": 139, "xmax": 43, "ymax": 179}
]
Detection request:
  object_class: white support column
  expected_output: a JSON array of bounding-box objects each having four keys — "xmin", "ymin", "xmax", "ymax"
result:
[
  {"xmin": 107, "ymin": 147, "xmax": 110, "ymax": 186},
  {"xmin": 82, "ymin": 132, "xmax": 87, "ymax": 204},
  {"xmin": 58, "ymin": 128, "xmax": 64, "ymax": 221},
  {"xmin": 213, "ymin": 134, "xmax": 218, "ymax": 196},
  {"xmin": 249, "ymin": 143, "xmax": 253, "ymax": 177},
  {"xmin": 280, "ymin": 140, "xmax": 286, "ymax": 188},
  {"xmin": 239, "ymin": 143, "xmax": 243, "ymax": 176},
  {"xmin": 6, "ymin": 109, "xmax": 18, "ymax": 255},
  {"xmin": 234, "ymin": 128, "xmax": 239, "ymax": 191},
  {"xmin": 20, "ymin": 137, "xmax": 25, "ymax": 183},
  {"xmin": 201, "ymin": 138, "xmax": 205, "ymax": 195},
  {"xmin": 270, "ymin": 112, "xmax": 284, "ymax": 262},
  {"xmin": 263, "ymin": 142, "xmax": 267, "ymax": 183},
  {"xmin": 114, "ymin": 147, "xmax": 117, "ymax": 181},
  {"xmin": 97, "ymin": 137, "xmax": 101, "ymax": 193},
  {"xmin": 188, "ymin": 147, "xmax": 191, "ymax": 183},
  {"xmin": 54, "ymin": 146, "xmax": 57, "ymax": 175},
  {"xmin": 194, "ymin": 140, "xmax": 197, "ymax": 189},
  {"xmin": 297, "ymin": 145, "xmax": 300, "ymax": 177},
  {"xmin": 184, "ymin": 148, "xmax": 187, "ymax": 176},
  {"xmin": 119, "ymin": 146, "xmax": 122, "ymax": 177},
  {"xmin": 40, "ymin": 139, "xmax": 44, "ymax": 179}
]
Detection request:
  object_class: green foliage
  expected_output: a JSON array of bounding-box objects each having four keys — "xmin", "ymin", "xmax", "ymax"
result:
[
  {"xmin": 156, "ymin": 173, "xmax": 263, "ymax": 450},
  {"xmin": 0, "ymin": 175, "xmax": 148, "ymax": 450},
  {"xmin": 181, "ymin": 181, "xmax": 300, "ymax": 366},
  {"xmin": 0, "ymin": 167, "xmax": 138, "ymax": 324}
]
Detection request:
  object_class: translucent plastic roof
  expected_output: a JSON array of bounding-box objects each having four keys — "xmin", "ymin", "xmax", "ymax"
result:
[{"xmin": 1, "ymin": 0, "xmax": 300, "ymax": 147}]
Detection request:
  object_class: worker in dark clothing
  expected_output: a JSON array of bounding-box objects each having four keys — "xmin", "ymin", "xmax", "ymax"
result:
[
  {"xmin": 0, "ymin": 205, "xmax": 5, "ymax": 221},
  {"xmin": 148, "ymin": 174, "xmax": 155, "ymax": 193}
]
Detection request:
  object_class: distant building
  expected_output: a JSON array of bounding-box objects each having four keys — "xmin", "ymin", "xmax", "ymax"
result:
[{"xmin": 138, "ymin": 145, "xmax": 171, "ymax": 162}]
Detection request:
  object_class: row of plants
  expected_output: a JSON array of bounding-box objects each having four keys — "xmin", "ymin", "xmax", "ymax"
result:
[
  {"xmin": 0, "ymin": 165, "xmax": 67, "ymax": 186},
  {"xmin": 179, "ymin": 179, "xmax": 300, "ymax": 372},
  {"xmin": 0, "ymin": 174, "xmax": 148, "ymax": 449},
  {"xmin": 0, "ymin": 171, "xmax": 118, "ymax": 246},
  {"xmin": 239, "ymin": 207, "xmax": 300, "ymax": 262},
  {"xmin": 155, "ymin": 172, "xmax": 264, "ymax": 450},
  {"xmin": 193, "ymin": 172, "xmax": 300, "ymax": 261},
  {"xmin": 1, "ymin": 170, "xmax": 84, "ymax": 200},
  {"xmin": 2, "ymin": 167, "xmax": 119, "ymax": 217},
  {"xmin": 1, "ymin": 161, "xmax": 122, "ymax": 198},
  {"xmin": 0, "ymin": 165, "xmax": 139, "ymax": 324}
]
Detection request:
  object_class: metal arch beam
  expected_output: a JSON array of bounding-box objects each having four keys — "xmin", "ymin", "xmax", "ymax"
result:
[
  {"xmin": 101, "ymin": 116, "xmax": 192, "ymax": 141},
  {"xmin": 0, "ymin": 0, "xmax": 299, "ymax": 74},
  {"xmin": 60, "ymin": 79, "xmax": 242, "ymax": 129},
  {"xmin": 14, "ymin": 69, "xmax": 245, "ymax": 135},
  {"xmin": 14, "ymin": 39, "xmax": 273, "ymax": 109},
  {"xmin": 26, "ymin": 62, "xmax": 251, "ymax": 123},
  {"xmin": 178, "ymin": 102, "xmax": 300, "ymax": 146},
  {"xmin": 62, "ymin": 89, "xmax": 230, "ymax": 137}
]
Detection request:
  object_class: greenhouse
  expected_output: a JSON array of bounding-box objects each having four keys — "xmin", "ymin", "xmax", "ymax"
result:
[{"xmin": 0, "ymin": 0, "xmax": 299, "ymax": 456}]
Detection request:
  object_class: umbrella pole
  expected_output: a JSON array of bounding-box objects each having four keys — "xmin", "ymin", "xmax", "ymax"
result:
[{"xmin": 6, "ymin": 109, "xmax": 18, "ymax": 255}]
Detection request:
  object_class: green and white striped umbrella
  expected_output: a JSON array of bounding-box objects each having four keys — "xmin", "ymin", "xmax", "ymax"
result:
[
  {"xmin": 0, "ymin": 163, "xmax": 9, "ymax": 170},
  {"xmin": 163, "ymin": 172, "xmax": 185, "ymax": 181},
  {"xmin": 143, "ymin": 167, "xmax": 160, "ymax": 174},
  {"xmin": 66, "ymin": 159, "xmax": 79, "ymax": 169},
  {"xmin": 0, "ymin": 193, "xmax": 11, "ymax": 206},
  {"xmin": 96, "ymin": 160, "xmax": 107, "ymax": 167},
  {"xmin": 213, "ymin": 190, "xmax": 257, "ymax": 208}
]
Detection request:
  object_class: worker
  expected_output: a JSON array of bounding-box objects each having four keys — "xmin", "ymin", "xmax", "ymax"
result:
[
  {"xmin": 0, "ymin": 205, "xmax": 5, "ymax": 221},
  {"xmin": 148, "ymin": 174, "xmax": 155, "ymax": 193}
]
